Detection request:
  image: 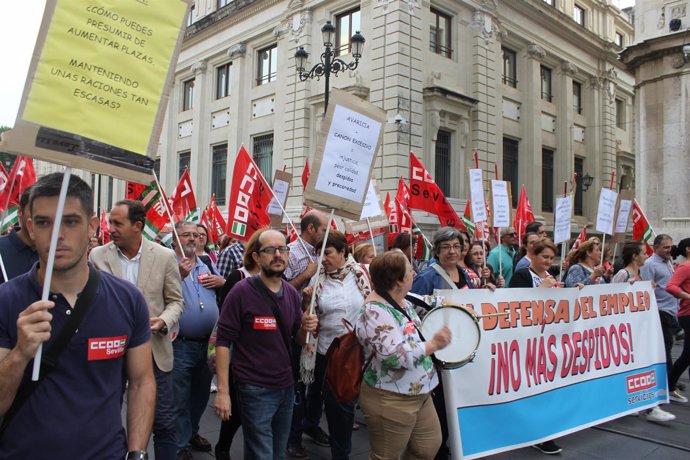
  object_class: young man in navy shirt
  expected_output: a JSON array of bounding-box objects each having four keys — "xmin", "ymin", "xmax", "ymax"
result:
[
  {"xmin": 0, "ymin": 173, "xmax": 156, "ymax": 460},
  {"xmin": 215, "ymin": 229, "xmax": 318, "ymax": 460}
]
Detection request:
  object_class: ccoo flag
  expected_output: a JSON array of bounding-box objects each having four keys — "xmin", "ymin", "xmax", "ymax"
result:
[{"xmin": 226, "ymin": 146, "xmax": 272, "ymax": 240}]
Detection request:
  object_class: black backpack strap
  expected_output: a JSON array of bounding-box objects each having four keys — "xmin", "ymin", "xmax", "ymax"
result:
[
  {"xmin": 250, "ymin": 275, "xmax": 293, "ymax": 361},
  {"xmin": 0, "ymin": 267, "xmax": 101, "ymax": 436}
]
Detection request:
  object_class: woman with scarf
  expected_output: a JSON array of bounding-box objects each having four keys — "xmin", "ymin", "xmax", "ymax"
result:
[{"xmin": 299, "ymin": 230, "xmax": 371, "ymax": 460}]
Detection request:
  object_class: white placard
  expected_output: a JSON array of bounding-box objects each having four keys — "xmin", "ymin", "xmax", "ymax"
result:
[
  {"xmin": 595, "ymin": 188, "xmax": 619, "ymax": 235},
  {"xmin": 360, "ymin": 179, "xmax": 383, "ymax": 220},
  {"xmin": 469, "ymin": 169, "xmax": 487, "ymax": 223},
  {"xmin": 267, "ymin": 178, "xmax": 290, "ymax": 216},
  {"xmin": 553, "ymin": 195, "xmax": 573, "ymax": 244},
  {"xmin": 614, "ymin": 199, "xmax": 632, "ymax": 234},
  {"xmin": 314, "ymin": 105, "xmax": 381, "ymax": 204},
  {"xmin": 491, "ymin": 180, "xmax": 511, "ymax": 228}
]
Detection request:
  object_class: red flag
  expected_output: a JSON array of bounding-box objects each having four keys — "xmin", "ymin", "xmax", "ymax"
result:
[
  {"xmin": 226, "ymin": 146, "xmax": 272, "ymax": 240},
  {"xmin": 126, "ymin": 181, "xmax": 147, "ymax": 200},
  {"xmin": 208, "ymin": 194, "xmax": 227, "ymax": 243},
  {"xmin": 170, "ymin": 168, "xmax": 198, "ymax": 223},
  {"xmin": 100, "ymin": 210, "xmax": 110, "ymax": 244},
  {"xmin": 569, "ymin": 225, "xmax": 587, "ymax": 254},
  {"xmin": 384, "ymin": 192, "xmax": 400, "ymax": 234},
  {"xmin": 301, "ymin": 161, "xmax": 310, "ymax": 189},
  {"xmin": 0, "ymin": 157, "xmax": 36, "ymax": 213},
  {"xmin": 0, "ymin": 163, "xmax": 9, "ymax": 206},
  {"xmin": 632, "ymin": 200, "xmax": 655, "ymax": 255},
  {"xmin": 395, "ymin": 178, "xmax": 412, "ymax": 233},
  {"xmin": 408, "ymin": 153, "xmax": 465, "ymax": 229},
  {"xmin": 513, "ymin": 185, "xmax": 535, "ymax": 243}
]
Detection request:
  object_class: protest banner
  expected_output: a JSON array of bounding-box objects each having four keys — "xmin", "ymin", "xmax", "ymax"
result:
[
  {"xmin": 434, "ymin": 282, "xmax": 667, "ymax": 459},
  {"xmin": 0, "ymin": 0, "xmax": 190, "ymax": 182},
  {"xmin": 490, "ymin": 180, "xmax": 511, "ymax": 228},
  {"xmin": 468, "ymin": 168, "xmax": 487, "ymax": 223},
  {"xmin": 304, "ymin": 88, "xmax": 385, "ymax": 220},
  {"xmin": 267, "ymin": 169, "xmax": 293, "ymax": 227},
  {"xmin": 553, "ymin": 194, "xmax": 573, "ymax": 244},
  {"xmin": 614, "ymin": 189, "xmax": 634, "ymax": 243},
  {"xmin": 596, "ymin": 187, "xmax": 618, "ymax": 236}
]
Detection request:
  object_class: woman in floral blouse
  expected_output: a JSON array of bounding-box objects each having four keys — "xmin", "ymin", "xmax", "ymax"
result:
[{"xmin": 356, "ymin": 250, "xmax": 451, "ymax": 459}]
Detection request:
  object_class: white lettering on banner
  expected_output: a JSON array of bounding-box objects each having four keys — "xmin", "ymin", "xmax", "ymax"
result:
[
  {"xmin": 411, "ymin": 166, "xmax": 434, "ymax": 184},
  {"xmin": 179, "ymin": 179, "xmax": 192, "ymax": 197},
  {"xmin": 436, "ymin": 282, "xmax": 667, "ymax": 460},
  {"xmin": 233, "ymin": 163, "xmax": 258, "ymax": 225}
]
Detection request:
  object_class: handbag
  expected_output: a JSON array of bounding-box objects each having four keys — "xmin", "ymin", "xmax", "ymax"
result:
[
  {"xmin": 325, "ymin": 318, "xmax": 373, "ymax": 403},
  {"xmin": 0, "ymin": 267, "xmax": 101, "ymax": 436}
]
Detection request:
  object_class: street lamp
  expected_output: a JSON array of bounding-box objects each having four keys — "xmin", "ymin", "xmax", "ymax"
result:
[
  {"xmin": 295, "ymin": 21, "xmax": 365, "ymax": 114},
  {"xmin": 581, "ymin": 172, "xmax": 594, "ymax": 192}
]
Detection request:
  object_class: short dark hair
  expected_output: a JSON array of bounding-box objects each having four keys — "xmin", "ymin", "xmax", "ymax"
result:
[
  {"xmin": 316, "ymin": 230, "xmax": 350, "ymax": 258},
  {"xmin": 19, "ymin": 186, "xmax": 32, "ymax": 212},
  {"xmin": 391, "ymin": 233, "xmax": 416, "ymax": 251},
  {"xmin": 115, "ymin": 199, "xmax": 146, "ymax": 228},
  {"xmin": 526, "ymin": 221, "xmax": 544, "ymax": 234},
  {"xmin": 432, "ymin": 227, "xmax": 463, "ymax": 257},
  {"xmin": 653, "ymin": 234, "xmax": 672, "ymax": 248},
  {"xmin": 30, "ymin": 173, "xmax": 93, "ymax": 217},
  {"xmin": 369, "ymin": 250, "xmax": 409, "ymax": 292},
  {"xmin": 300, "ymin": 213, "xmax": 323, "ymax": 233}
]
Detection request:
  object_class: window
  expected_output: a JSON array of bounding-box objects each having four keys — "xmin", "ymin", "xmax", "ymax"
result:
[
  {"xmin": 430, "ymin": 8, "xmax": 452, "ymax": 58},
  {"xmin": 257, "ymin": 45, "xmax": 277, "ymax": 85},
  {"xmin": 187, "ymin": 4, "xmax": 195, "ymax": 27},
  {"xmin": 211, "ymin": 144, "xmax": 227, "ymax": 206},
  {"xmin": 502, "ymin": 48, "xmax": 517, "ymax": 88},
  {"xmin": 574, "ymin": 5, "xmax": 585, "ymax": 26},
  {"xmin": 216, "ymin": 63, "xmax": 231, "ymax": 99},
  {"xmin": 572, "ymin": 81, "xmax": 582, "ymax": 114},
  {"xmin": 218, "ymin": 0, "xmax": 232, "ymax": 8},
  {"xmin": 542, "ymin": 148, "xmax": 554, "ymax": 213},
  {"xmin": 616, "ymin": 98, "xmax": 626, "ymax": 129},
  {"xmin": 574, "ymin": 157, "xmax": 584, "ymax": 215},
  {"xmin": 178, "ymin": 151, "xmax": 190, "ymax": 180},
  {"xmin": 435, "ymin": 130, "xmax": 452, "ymax": 196},
  {"xmin": 182, "ymin": 78, "xmax": 194, "ymax": 111},
  {"xmin": 615, "ymin": 32, "xmax": 624, "ymax": 47},
  {"xmin": 543, "ymin": 0, "xmax": 555, "ymax": 5},
  {"xmin": 540, "ymin": 66, "xmax": 552, "ymax": 102},
  {"xmin": 335, "ymin": 8, "xmax": 361, "ymax": 56},
  {"xmin": 252, "ymin": 134, "xmax": 274, "ymax": 180},
  {"xmin": 503, "ymin": 137, "xmax": 519, "ymax": 207}
]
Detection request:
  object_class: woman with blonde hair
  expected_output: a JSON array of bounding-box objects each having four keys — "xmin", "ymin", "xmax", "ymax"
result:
[
  {"xmin": 564, "ymin": 239, "xmax": 611, "ymax": 287},
  {"xmin": 353, "ymin": 243, "xmax": 376, "ymax": 264}
]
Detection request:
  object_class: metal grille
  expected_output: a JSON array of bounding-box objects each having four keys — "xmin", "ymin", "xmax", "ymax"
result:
[
  {"xmin": 253, "ymin": 134, "xmax": 274, "ymax": 181},
  {"xmin": 542, "ymin": 148, "xmax": 554, "ymax": 213},
  {"xmin": 503, "ymin": 137, "xmax": 519, "ymax": 207},
  {"xmin": 435, "ymin": 130, "xmax": 452, "ymax": 197},
  {"xmin": 212, "ymin": 144, "xmax": 227, "ymax": 206}
]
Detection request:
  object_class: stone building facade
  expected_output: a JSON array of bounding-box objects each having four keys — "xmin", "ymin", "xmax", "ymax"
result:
[{"xmin": 147, "ymin": 0, "xmax": 634, "ymax": 234}]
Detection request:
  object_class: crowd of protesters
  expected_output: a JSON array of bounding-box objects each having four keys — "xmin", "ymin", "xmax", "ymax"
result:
[{"xmin": 1, "ymin": 177, "xmax": 690, "ymax": 460}]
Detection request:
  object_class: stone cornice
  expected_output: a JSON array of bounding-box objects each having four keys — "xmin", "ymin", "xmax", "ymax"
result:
[{"xmin": 620, "ymin": 31, "xmax": 690, "ymax": 69}]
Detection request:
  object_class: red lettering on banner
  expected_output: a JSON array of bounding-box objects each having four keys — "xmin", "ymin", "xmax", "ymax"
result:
[
  {"xmin": 253, "ymin": 316, "xmax": 277, "ymax": 330},
  {"xmin": 88, "ymin": 335, "xmax": 127, "ymax": 360}
]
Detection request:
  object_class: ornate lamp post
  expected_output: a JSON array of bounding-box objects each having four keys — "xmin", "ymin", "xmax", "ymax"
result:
[{"xmin": 294, "ymin": 21, "xmax": 365, "ymax": 114}]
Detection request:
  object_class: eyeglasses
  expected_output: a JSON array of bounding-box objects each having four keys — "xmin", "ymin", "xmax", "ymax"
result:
[
  {"xmin": 505, "ymin": 232, "xmax": 517, "ymax": 237},
  {"xmin": 439, "ymin": 244, "xmax": 463, "ymax": 252},
  {"xmin": 258, "ymin": 246, "xmax": 290, "ymax": 255},
  {"xmin": 198, "ymin": 233, "xmax": 207, "ymax": 239},
  {"xmin": 179, "ymin": 232, "xmax": 200, "ymax": 239}
]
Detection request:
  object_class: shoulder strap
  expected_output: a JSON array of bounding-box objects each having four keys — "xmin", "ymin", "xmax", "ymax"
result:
[
  {"xmin": 0, "ymin": 267, "xmax": 101, "ymax": 436},
  {"xmin": 431, "ymin": 264, "xmax": 459, "ymax": 290},
  {"xmin": 250, "ymin": 276, "xmax": 293, "ymax": 360}
]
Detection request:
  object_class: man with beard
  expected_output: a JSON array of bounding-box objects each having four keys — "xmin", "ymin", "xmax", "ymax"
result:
[
  {"xmin": 172, "ymin": 221, "xmax": 224, "ymax": 460},
  {"xmin": 0, "ymin": 173, "xmax": 155, "ymax": 460},
  {"xmin": 214, "ymin": 230, "xmax": 318, "ymax": 459}
]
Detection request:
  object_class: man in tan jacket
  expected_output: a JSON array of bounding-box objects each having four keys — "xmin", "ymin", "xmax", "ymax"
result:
[{"xmin": 90, "ymin": 199, "xmax": 184, "ymax": 460}]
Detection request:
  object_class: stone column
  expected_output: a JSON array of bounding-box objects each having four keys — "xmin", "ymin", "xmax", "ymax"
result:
[
  {"xmin": 521, "ymin": 44, "xmax": 545, "ymax": 206},
  {"xmin": 190, "ymin": 59, "xmax": 209, "ymax": 205}
]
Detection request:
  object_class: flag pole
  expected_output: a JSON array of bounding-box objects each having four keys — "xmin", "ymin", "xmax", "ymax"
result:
[
  {"xmin": 559, "ymin": 182, "xmax": 568, "ymax": 284},
  {"xmin": 601, "ymin": 171, "xmax": 615, "ymax": 266},
  {"xmin": 152, "ymin": 170, "xmax": 185, "ymax": 252},
  {"xmin": 306, "ymin": 208, "xmax": 335, "ymax": 344},
  {"xmin": 32, "ymin": 167, "xmax": 72, "ymax": 381},
  {"xmin": 366, "ymin": 217, "xmax": 377, "ymax": 256},
  {"xmin": 0, "ymin": 252, "xmax": 8, "ymax": 283}
]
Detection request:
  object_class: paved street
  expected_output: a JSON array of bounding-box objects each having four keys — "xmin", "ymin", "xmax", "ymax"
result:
[{"xmin": 139, "ymin": 341, "xmax": 690, "ymax": 460}]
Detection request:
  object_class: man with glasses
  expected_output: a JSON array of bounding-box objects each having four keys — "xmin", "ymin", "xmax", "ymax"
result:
[
  {"xmin": 487, "ymin": 227, "xmax": 518, "ymax": 286},
  {"xmin": 172, "ymin": 222, "xmax": 224, "ymax": 460},
  {"xmin": 214, "ymin": 229, "xmax": 318, "ymax": 459}
]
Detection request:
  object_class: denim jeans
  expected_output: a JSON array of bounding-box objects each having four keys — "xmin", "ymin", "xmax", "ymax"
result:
[
  {"xmin": 236, "ymin": 382, "xmax": 294, "ymax": 460},
  {"xmin": 153, "ymin": 363, "xmax": 178, "ymax": 460},
  {"xmin": 659, "ymin": 311, "xmax": 676, "ymax": 386},
  {"xmin": 172, "ymin": 339, "xmax": 212, "ymax": 450}
]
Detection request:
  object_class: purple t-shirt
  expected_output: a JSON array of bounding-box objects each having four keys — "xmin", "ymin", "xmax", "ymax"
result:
[{"xmin": 217, "ymin": 275, "xmax": 302, "ymax": 389}]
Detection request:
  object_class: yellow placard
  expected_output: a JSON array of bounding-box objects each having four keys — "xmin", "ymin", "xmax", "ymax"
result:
[{"xmin": 22, "ymin": 0, "xmax": 187, "ymax": 155}]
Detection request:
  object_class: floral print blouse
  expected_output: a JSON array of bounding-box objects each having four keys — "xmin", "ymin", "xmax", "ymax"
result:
[{"xmin": 356, "ymin": 299, "xmax": 438, "ymax": 395}]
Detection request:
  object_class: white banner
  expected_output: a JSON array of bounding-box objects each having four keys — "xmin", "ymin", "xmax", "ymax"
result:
[
  {"xmin": 434, "ymin": 283, "xmax": 667, "ymax": 459},
  {"xmin": 553, "ymin": 195, "xmax": 572, "ymax": 244},
  {"xmin": 469, "ymin": 169, "xmax": 487, "ymax": 223},
  {"xmin": 615, "ymin": 199, "xmax": 633, "ymax": 234},
  {"xmin": 595, "ymin": 188, "xmax": 618, "ymax": 235},
  {"xmin": 491, "ymin": 180, "xmax": 511, "ymax": 228}
]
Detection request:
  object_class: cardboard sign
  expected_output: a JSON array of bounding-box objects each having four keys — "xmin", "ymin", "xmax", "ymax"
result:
[
  {"xmin": 596, "ymin": 188, "xmax": 619, "ymax": 235},
  {"xmin": 553, "ymin": 194, "xmax": 573, "ymax": 244},
  {"xmin": 614, "ymin": 189, "xmax": 634, "ymax": 243},
  {"xmin": 267, "ymin": 169, "xmax": 292, "ymax": 227},
  {"xmin": 304, "ymin": 89, "xmax": 385, "ymax": 220},
  {"xmin": 490, "ymin": 180, "xmax": 511, "ymax": 228},
  {"xmin": 0, "ymin": 0, "xmax": 190, "ymax": 182}
]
